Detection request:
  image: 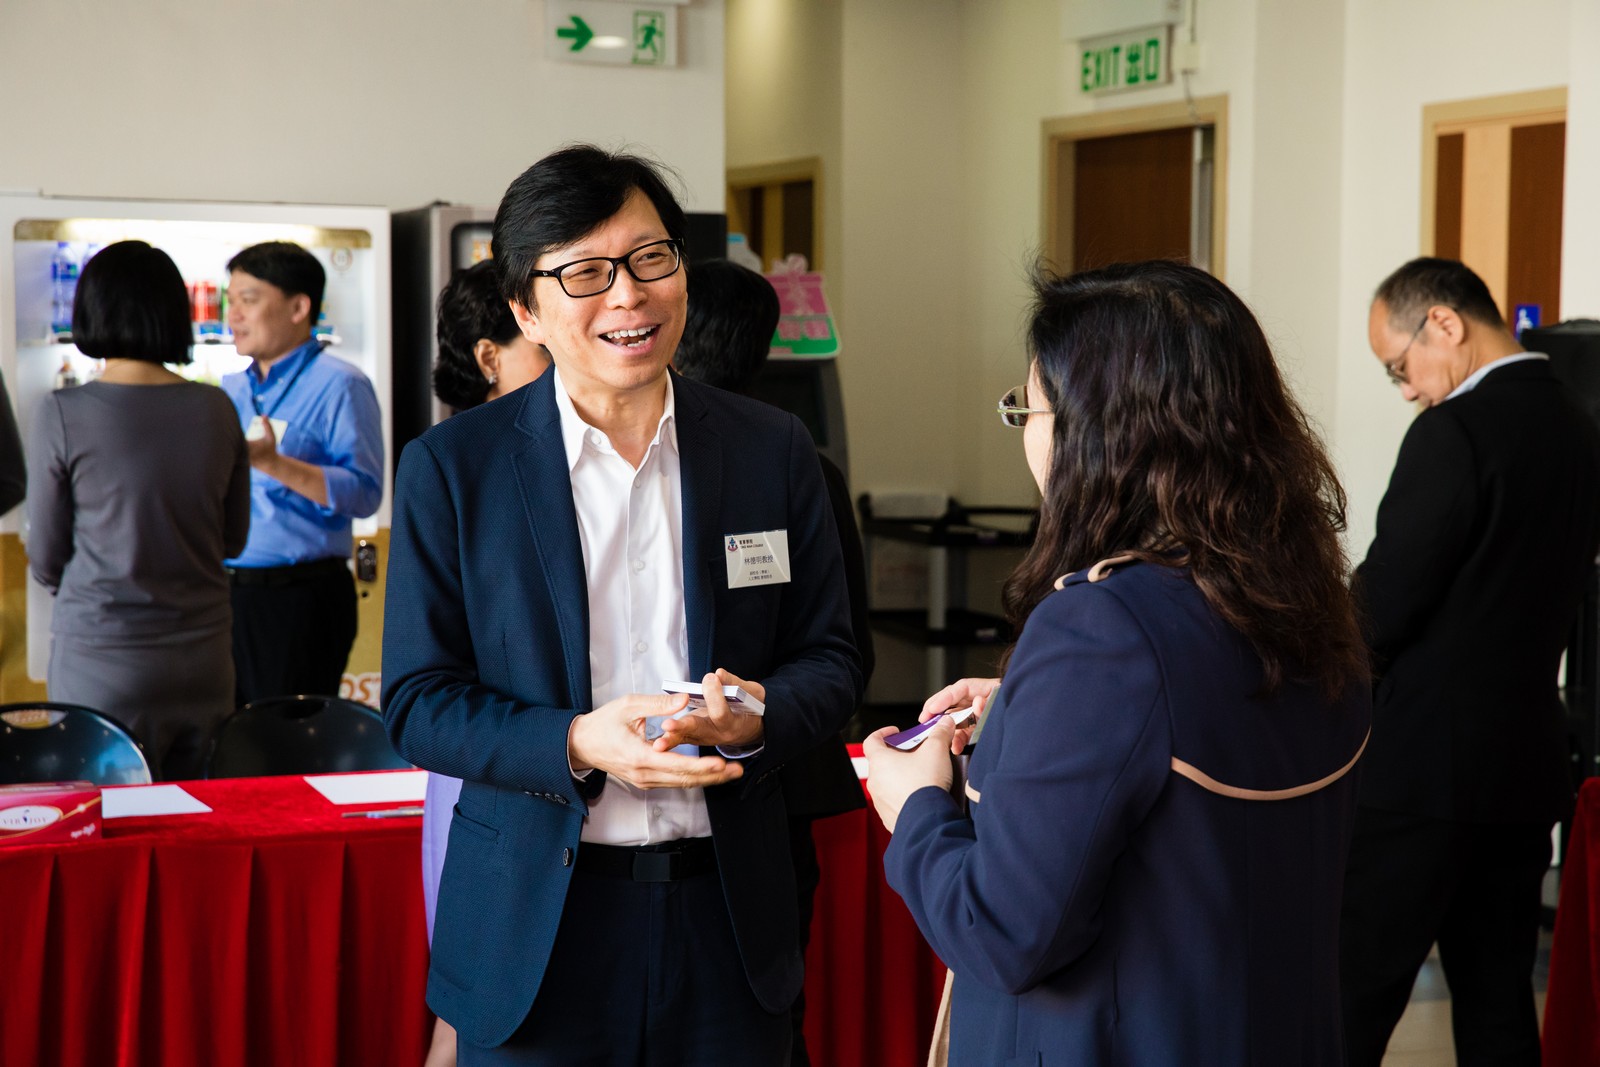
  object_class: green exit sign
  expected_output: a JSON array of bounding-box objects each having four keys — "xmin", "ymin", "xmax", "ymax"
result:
[{"xmin": 1080, "ymin": 25, "xmax": 1172, "ymax": 95}]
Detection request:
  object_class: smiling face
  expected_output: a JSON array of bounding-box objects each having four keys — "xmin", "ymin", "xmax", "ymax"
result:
[{"xmin": 510, "ymin": 188, "xmax": 685, "ymax": 404}]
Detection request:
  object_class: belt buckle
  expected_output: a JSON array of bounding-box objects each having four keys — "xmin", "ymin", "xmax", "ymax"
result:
[{"xmin": 632, "ymin": 851, "xmax": 675, "ymax": 882}]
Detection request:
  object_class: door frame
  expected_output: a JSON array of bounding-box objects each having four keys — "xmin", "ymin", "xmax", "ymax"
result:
[
  {"xmin": 1041, "ymin": 95, "xmax": 1229, "ymax": 277},
  {"xmin": 1420, "ymin": 86, "xmax": 1567, "ymax": 255},
  {"xmin": 726, "ymin": 156, "xmax": 824, "ymax": 271}
]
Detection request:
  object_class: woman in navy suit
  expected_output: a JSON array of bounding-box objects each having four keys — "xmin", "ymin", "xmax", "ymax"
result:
[{"xmin": 865, "ymin": 261, "xmax": 1372, "ymax": 1065}]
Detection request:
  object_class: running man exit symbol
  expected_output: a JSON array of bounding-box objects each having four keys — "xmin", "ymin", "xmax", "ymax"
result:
[{"xmin": 634, "ymin": 11, "xmax": 665, "ymax": 64}]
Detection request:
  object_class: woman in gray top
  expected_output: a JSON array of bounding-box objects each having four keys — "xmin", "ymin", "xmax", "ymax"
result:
[{"xmin": 26, "ymin": 240, "xmax": 250, "ymax": 780}]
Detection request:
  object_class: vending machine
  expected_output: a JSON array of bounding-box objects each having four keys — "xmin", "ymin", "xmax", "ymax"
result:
[
  {"xmin": 391, "ymin": 202, "xmax": 495, "ymax": 468},
  {"xmin": 0, "ymin": 195, "xmax": 393, "ymax": 704}
]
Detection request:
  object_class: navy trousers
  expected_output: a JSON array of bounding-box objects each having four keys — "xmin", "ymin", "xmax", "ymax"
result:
[
  {"xmin": 1339, "ymin": 806, "xmax": 1551, "ymax": 1067},
  {"xmin": 458, "ymin": 862, "xmax": 790, "ymax": 1066}
]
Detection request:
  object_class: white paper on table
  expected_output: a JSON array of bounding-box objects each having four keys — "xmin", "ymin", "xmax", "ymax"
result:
[
  {"xmin": 852, "ymin": 756, "xmax": 869, "ymax": 781},
  {"xmin": 102, "ymin": 784, "xmax": 214, "ymax": 819},
  {"xmin": 303, "ymin": 770, "xmax": 427, "ymax": 805}
]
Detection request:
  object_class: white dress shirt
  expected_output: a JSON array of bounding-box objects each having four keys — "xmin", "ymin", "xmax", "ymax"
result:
[
  {"xmin": 1444, "ymin": 351, "xmax": 1549, "ymax": 401},
  {"xmin": 552, "ymin": 368, "xmax": 711, "ymax": 845}
]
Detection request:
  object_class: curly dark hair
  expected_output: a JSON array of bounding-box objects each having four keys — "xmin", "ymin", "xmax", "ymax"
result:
[
  {"xmin": 432, "ymin": 260, "xmax": 524, "ymax": 411},
  {"xmin": 1002, "ymin": 260, "xmax": 1367, "ymax": 697}
]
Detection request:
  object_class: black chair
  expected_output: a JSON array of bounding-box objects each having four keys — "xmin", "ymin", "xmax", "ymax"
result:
[
  {"xmin": 205, "ymin": 696, "xmax": 412, "ymax": 778},
  {"xmin": 0, "ymin": 702, "xmax": 153, "ymax": 786}
]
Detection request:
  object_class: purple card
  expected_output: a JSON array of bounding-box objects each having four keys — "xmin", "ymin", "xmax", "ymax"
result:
[{"xmin": 884, "ymin": 707, "xmax": 975, "ymax": 751}]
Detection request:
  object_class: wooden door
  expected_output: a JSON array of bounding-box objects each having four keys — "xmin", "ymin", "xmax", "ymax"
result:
[
  {"xmin": 1425, "ymin": 90, "xmax": 1566, "ymax": 326},
  {"xmin": 1072, "ymin": 127, "xmax": 1194, "ymax": 271}
]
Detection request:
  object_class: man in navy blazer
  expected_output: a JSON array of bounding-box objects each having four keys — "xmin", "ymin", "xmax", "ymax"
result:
[
  {"xmin": 1341, "ymin": 258, "xmax": 1600, "ymax": 1065},
  {"xmin": 382, "ymin": 146, "xmax": 862, "ymax": 1065}
]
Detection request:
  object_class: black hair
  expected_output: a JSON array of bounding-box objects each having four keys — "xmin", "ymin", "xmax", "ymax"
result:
[
  {"xmin": 1004, "ymin": 260, "xmax": 1366, "ymax": 698},
  {"xmin": 226, "ymin": 241, "xmax": 326, "ymax": 323},
  {"xmin": 1374, "ymin": 256, "xmax": 1505, "ymax": 329},
  {"xmin": 674, "ymin": 259, "xmax": 779, "ymax": 393},
  {"xmin": 492, "ymin": 144, "xmax": 686, "ymax": 311},
  {"xmin": 71, "ymin": 240, "xmax": 193, "ymax": 365},
  {"xmin": 432, "ymin": 260, "xmax": 524, "ymax": 410}
]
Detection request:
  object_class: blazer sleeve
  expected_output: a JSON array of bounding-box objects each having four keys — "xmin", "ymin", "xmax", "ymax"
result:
[
  {"xmin": 731, "ymin": 417, "xmax": 864, "ymax": 783},
  {"xmin": 1352, "ymin": 409, "xmax": 1479, "ymax": 670},
  {"xmin": 883, "ymin": 585, "xmax": 1170, "ymax": 995},
  {"xmin": 24, "ymin": 394, "xmax": 72, "ymax": 592},
  {"xmin": 381, "ymin": 437, "xmax": 594, "ymax": 806}
]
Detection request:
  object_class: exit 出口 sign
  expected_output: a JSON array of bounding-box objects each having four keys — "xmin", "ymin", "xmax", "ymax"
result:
[{"xmin": 1080, "ymin": 25, "xmax": 1172, "ymax": 95}]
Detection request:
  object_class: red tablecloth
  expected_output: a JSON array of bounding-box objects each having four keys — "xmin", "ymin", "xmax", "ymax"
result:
[
  {"xmin": 0, "ymin": 760, "xmax": 944, "ymax": 1067},
  {"xmin": 1544, "ymin": 776, "xmax": 1600, "ymax": 1064}
]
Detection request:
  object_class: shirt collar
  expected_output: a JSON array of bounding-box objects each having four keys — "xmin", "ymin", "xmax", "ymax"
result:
[
  {"xmin": 1444, "ymin": 351, "xmax": 1548, "ymax": 401},
  {"xmin": 551, "ymin": 366, "xmax": 677, "ymax": 473},
  {"xmin": 251, "ymin": 338, "xmax": 323, "ymax": 388}
]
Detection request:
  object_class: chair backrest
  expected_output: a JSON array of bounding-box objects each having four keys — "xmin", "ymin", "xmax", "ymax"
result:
[
  {"xmin": 205, "ymin": 696, "xmax": 412, "ymax": 779},
  {"xmin": 0, "ymin": 703, "xmax": 153, "ymax": 786}
]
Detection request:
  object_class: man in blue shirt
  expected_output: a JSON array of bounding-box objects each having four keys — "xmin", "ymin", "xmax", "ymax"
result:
[{"xmin": 222, "ymin": 241, "xmax": 383, "ymax": 706}]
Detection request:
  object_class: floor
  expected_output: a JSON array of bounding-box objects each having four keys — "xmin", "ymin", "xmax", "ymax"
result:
[{"xmin": 1380, "ymin": 870, "xmax": 1558, "ymax": 1065}]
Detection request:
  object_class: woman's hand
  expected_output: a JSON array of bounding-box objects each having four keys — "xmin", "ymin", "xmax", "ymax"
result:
[
  {"xmin": 862, "ymin": 718, "xmax": 956, "ymax": 833},
  {"xmin": 920, "ymin": 676, "xmax": 1000, "ymax": 755}
]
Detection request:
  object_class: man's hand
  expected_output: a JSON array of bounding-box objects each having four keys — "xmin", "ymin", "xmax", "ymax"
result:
[
  {"xmin": 920, "ymin": 676, "xmax": 999, "ymax": 755},
  {"xmin": 246, "ymin": 415, "xmax": 280, "ymax": 468},
  {"xmin": 246, "ymin": 416, "xmax": 331, "ymax": 506},
  {"xmin": 653, "ymin": 669, "xmax": 766, "ymax": 752},
  {"xmin": 568, "ymin": 691, "xmax": 746, "ymax": 790},
  {"xmin": 862, "ymin": 718, "xmax": 956, "ymax": 833}
]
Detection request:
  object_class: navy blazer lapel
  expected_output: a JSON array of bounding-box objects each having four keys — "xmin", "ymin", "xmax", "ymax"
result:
[
  {"xmin": 676, "ymin": 376, "xmax": 721, "ymax": 676},
  {"xmin": 511, "ymin": 376, "xmax": 593, "ymax": 707}
]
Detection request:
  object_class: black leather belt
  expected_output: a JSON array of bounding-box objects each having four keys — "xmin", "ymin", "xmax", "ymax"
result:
[
  {"xmin": 576, "ymin": 839, "xmax": 716, "ymax": 882},
  {"xmin": 226, "ymin": 557, "xmax": 349, "ymax": 588}
]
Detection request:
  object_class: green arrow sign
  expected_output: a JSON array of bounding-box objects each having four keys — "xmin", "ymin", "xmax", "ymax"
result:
[{"xmin": 556, "ymin": 15, "xmax": 594, "ymax": 51}]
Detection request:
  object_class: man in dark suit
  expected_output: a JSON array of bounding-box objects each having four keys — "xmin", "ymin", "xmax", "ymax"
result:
[
  {"xmin": 672, "ymin": 258, "xmax": 872, "ymax": 1066},
  {"xmin": 382, "ymin": 146, "xmax": 863, "ymax": 1065},
  {"xmin": 1341, "ymin": 257, "xmax": 1600, "ymax": 1065}
]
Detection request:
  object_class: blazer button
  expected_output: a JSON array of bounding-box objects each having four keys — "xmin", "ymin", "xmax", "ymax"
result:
[{"xmin": 562, "ymin": 847, "xmax": 573, "ymax": 867}]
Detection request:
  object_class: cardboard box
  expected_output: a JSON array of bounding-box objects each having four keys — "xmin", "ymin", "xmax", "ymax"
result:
[{"xmin": 0, "ymin": 782, "xmax": 102, "ymax": 847}]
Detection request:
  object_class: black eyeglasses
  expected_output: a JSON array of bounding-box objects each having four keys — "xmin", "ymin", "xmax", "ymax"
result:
[
  {"xmin": 997, "ymin": 384, "xmax": 1051, "ymax": 428},
  {"xmin": 1384, "ymin": 314, "xmax": 1429, "ymax": 386},
  {"xmin": 529, "ymin": 239, "xmax": 684, "ymax": 298}
]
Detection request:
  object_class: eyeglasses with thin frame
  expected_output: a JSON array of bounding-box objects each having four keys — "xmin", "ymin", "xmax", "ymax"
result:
[
  {"xmin": 997, "ymin": 384, "xmax": 1051, "ymax": 428},
  {"xmin": 1383, "ymin": 314, "xmax": 1430, "ymax": 386},
  {"xmin": 529, "ymin": 238, "xmax": 685, "ymax": 299}
]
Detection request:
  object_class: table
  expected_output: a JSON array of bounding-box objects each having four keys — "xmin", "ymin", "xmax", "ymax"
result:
[
  {"xmin": 1543, "ymin": 776, "xmax": 1600, "ymax": 1064},
  {"xmin": 0, "ymin": 761, "xmax": 945, "ymax": 1067},
  {"xmin": 0, "ymin": 774, "xmax": 434, "ymax": 1067}
]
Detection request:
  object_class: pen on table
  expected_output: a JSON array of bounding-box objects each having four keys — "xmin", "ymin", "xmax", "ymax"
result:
[{"xmin": 342, "ymin": 806, "xmax": 426, "ymax": 819}]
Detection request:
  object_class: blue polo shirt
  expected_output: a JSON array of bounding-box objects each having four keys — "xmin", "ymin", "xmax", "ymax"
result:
[{"xmin": 222, "ymin": 339, "xmax": 384, "ymax": 568}]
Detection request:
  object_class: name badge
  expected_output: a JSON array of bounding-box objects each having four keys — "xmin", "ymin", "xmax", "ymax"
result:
[
  {"xmin": 245, "ymin": 416, "xmax": 290, "ymax": 444},
  {"xmin": 725, "ymin": 530, "xmax": 791, "ymax": 589}
]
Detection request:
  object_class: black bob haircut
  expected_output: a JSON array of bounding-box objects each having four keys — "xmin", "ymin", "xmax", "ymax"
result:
[
  {"xmin": 674, "ymin": 259, "xmax": 779, "ymax": 394},
  {"xmin": 492, "ymin": 144, "xmax": 686, "ymax": 311},
  {"xmin": 1374, "ymin": 256, "xmax": 1505, "ymax": 330},
  {"xmin": 72, "ymin": 240, "xmax": 194, "ymax": 365},
  {"xmin": 227, "ymin": 241, "xmax": 326, "ymax": 324},
  {"xmin": 433, "ymin": 259, "xmax": 523, "ymax": 411}
]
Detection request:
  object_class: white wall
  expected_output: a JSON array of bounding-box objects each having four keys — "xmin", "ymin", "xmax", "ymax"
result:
[
  {"xmin": 834, "ymin": 1, "xmax": 968, "ymax": 500},
  {"xmin": 1561, "ymin": 0, "xmax": 1600, "ymax": 322},
  {"xmin": 950, "ymin": 0, "xmax": 1353, "ymax": 508},
  {"xmin": 0, "ymin": 0, "xmax": 726, "ymax": 213},
  {"xmin": 1332, "ymin": 0, "xmax": 1574, "ymax": 555},
  {"xmin": 729, "ymin": 0, "xmax": 1592, "ymax": 565}
]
